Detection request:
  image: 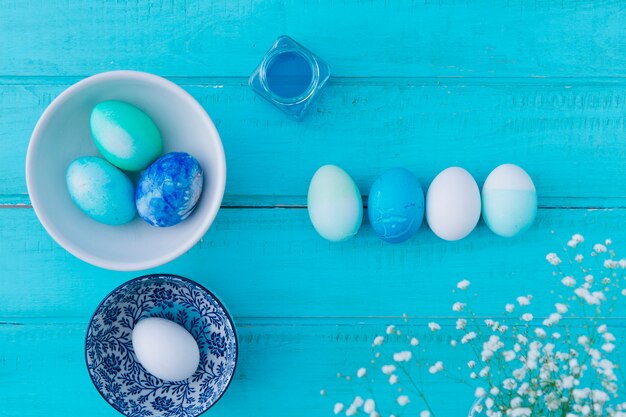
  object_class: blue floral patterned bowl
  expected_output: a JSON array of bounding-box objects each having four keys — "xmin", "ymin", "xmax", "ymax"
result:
[{"xmin": 85, "ymin": 274, "xmax": 237, "ymax": 417}]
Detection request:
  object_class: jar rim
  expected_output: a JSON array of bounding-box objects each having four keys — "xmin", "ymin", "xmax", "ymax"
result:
[{"xmin": 259, "ymin": 48, "xmax": 320, "ymax": 105}]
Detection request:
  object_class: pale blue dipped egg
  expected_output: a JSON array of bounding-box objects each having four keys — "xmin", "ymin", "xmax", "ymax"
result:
[
  {"xmin": 368, "ymin": 168, "xmax": 424, "ymax": 243},
  {"xmin": 307, "ymin": 165, "xmax": 363, "ymax": 242},
  {"xmin": 482, "ymin": 164, "xmax": 537, "ymax": 238},
  {"xmin": 66, "ymin": 156, "xmax": 136, "ymax": 225}
]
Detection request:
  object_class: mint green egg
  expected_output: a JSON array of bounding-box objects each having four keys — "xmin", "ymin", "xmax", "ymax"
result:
[
  {"xmin": 66, "ymin": 156, "xmax": 136, "ymax": 225},
  {"xmin": 90, "ymin": 101, "xmax": 163, "ymax": 171}
]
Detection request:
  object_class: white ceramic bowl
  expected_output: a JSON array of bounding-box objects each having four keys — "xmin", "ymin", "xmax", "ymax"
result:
[{"xmin": 26, "ymin": 71, "xmax": 226, "ymax": 271}]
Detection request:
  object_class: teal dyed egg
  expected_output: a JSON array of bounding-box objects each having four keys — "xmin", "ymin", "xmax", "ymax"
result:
[
  {"xmin": 90, "ymin": 100, "xmax": 163, "ymax": 171},
  {"xmin": 482, "ymin": 164, "xmax": 537, "ymax": 238},
  {"xmin": 368, "ymin": 168, "xmax": 424, "ymax": 243},
  {"xmin": 307, "ymin": 165, "xmax": 363, "ymax": 242},
  {"xmin": 66, "ymin": 156, "xmax": 136, "ymax": 225}
]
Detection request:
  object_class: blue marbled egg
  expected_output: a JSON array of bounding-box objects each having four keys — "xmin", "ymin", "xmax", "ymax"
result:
[
  {"xmin": 66, "ymin": 156, "xmax": 136, "ymax": 225},
  {"xmin": 368, "ymin": 168, "xmax": 424, "ymax": 243},
  {"xmin": 136, "ymin": 152, "xmax": 204, "ymax": 227}
]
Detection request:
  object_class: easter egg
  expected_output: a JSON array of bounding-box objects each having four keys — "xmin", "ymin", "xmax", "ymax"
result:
[
  {"xmin": 66, "ymin": 156, "xmax": 136, "ymax": 225},
  {"xmin": 136, "ymin": 152, "xmax": 204, "ymax": 227},
  {"xmin": 368, "ymin": 168, "xmax": 424, "ymax": 243},
  {"xmin": 131, "ymin": 317, "xmax": 200, "ymax": 381},
  {"xmin": 90, "ymin": 100, "xmax": 163, "ymax": 171},
  {"xmin": 482, "ymin": 164, "xmax": 537, "ymax": 237},
  {"xmin": 307, "ymin": 165, "xmax": 363, "ymax": 242},
  {"xmin": 426, "ymin": 167, "xmax": 481, "ymax": 241}
]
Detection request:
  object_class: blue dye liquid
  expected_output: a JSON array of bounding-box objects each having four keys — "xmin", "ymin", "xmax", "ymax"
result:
[{"xmin": 265, "ymin": 51, "xmax": 313, "ymax": 99}]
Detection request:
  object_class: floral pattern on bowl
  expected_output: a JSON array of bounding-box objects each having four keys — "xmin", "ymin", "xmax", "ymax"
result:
[{"xmin": 85, "ymin": 274, "xmax": 237, "ymax": 417}]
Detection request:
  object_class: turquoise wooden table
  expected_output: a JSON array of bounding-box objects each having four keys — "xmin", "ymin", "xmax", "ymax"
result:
[{"xmin": 2, "ymin": 1, "xmax": 626, "ymax": 416}]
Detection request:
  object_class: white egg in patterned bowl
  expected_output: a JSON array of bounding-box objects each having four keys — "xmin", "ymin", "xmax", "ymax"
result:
[{"xmin": 85, "ymin": 274, "xmax": 238, "ymax": 417}]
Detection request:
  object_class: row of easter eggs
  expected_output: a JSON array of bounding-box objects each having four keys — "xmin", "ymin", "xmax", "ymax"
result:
[
  {"xmin": 307, "ymin": 164, "xmax": 537, "ymax": 242},
  {"xmin": 66, "ymin": 101, "xmax": 204, "ymax": 227}
]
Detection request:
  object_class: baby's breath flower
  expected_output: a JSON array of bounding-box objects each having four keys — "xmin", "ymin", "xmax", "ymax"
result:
[
  {"xmin": 606, "ymin": 238, "xmax": 612, "ymax": 246},
  {"xmin": 575, "ymin": 254, "xmax": 583, "ymax": 263},
  {"xmin": 393, "ymin": 351, "xmax": 412, "ymax": 362},
  {"xmin": 363, "ymin": 399, "xmax": 375, "ymax": 414},
  {"xmin": 420, "ymin": 411, "xmax": 431, "ymax": 417},
  {"xmin": 462, "ymin": 331, "xmax": 477, "ymax": 344},
  {"xmin": 534, "ymin": 328, "xmax": 547, "ymax": 338},
  {"xmin": 517, "ymin": 296, "xmax": 531, "ymax": 306},
  {"xmin": 373, "ymin": 336, "xmax": 384, "ymax": 346},
  {"xmin": 598, "ymin": 324, "xmax": 607, "ymax": 334},
  {"xmin": 410, "ymin": 337, "xmax": 419, "ymax": 346},
  {"xmin": 457, "ymin": 279, "xmax": 470, "ymax": 290},
  {"xmin": 555, "ymin": 303, "xmax": 568, "ymax": 314},
  {"xmin": 503, "ymin": 350, "xmax": 516, "ymax": 362},
  {"xmin": 397, "ymin": 395, "xmax": 409, "ymax": 406},
  {"xmin": 450, "ymin": 340, "xmax": 457, "ymax": 347},
  {"xmin": 619, "ymin": 259, "xmax": 626, "ymax": 269},
  {"xmin": 452, "ymin": 302, "xmax": 466, "ymax": 312},
  {"xmin": 521, "ymin": 313, "xmax": 533, "ymax": 322},
  {"xmin": 505, "ymin": 303, "xmax": 515, "ymax": 313},
  {"xmin": 456, "ymin": 318, "xmax": 467, "ymax": 330},
  {"xmin": 428, "ymin": 322, "xmax": 441, "ymax": 332},
  {"xmin": 602, "ymin": 343, "xmax": 615, "ymax": 353},
  {"xmin": 546, "ymin": 253, "xmax": 562, "ymax": 266},
  {"xmin": 594, "ymin": 244, "xmax": 608, "ymax": 253},
  {"xmin": 428, "ymin": 361, "xmax": 443, "ymax": 374},
  {"xmin": 604, "ymin": 259, "xmax": 618, "ymax": 269},
  {"xmin": 381, "ymin": 365, "xmax": 396, "ymax": 375},
  {"xmin": 333, "ymin": 403, "xmax": 343, "ymax": 414},
  {"xmin": 388, "ymin": 374, "xmax": 398, "ymax": 385},
  {"xmin": 467, "ymin": 360, "xmax": 476, "ymax": 368},
  {"xmin": 357, "ymin": 368, "xmax": 366, "ymax": 378},
  {"xmin": 475, "ymin": 387, "xmax": 486, "ymax": 398},
  {"xmin": 386, "ymin": 325, "xmax": 395, "ymax": 335},
  {"xmin": 561, "ymin": 276, "xmax": 576, "ymax": 287}
]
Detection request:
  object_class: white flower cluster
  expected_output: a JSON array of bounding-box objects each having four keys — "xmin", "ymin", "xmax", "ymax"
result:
[{"xmin": 325, "ymin": 235, "xmax": 626, "ymax": 417}]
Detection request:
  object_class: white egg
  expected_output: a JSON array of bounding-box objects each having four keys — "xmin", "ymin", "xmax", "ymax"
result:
[
  {"xmin": 426, "ymin": 167, "xmax": 481, "ymax": 241},
  {"xmin": 307, "ymin": 165, "xmax": 363, "ymax": 242},
  {"xmin": 132, "ymin": 317, "xmax": 200, "ymax": 381},
  {"xmin": 482, "ymin": 164, "xmax": 537, "ymax": 237}
]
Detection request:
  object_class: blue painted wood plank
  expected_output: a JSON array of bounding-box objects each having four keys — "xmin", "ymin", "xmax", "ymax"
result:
[
  {"xmin": 4, "ymin": 319, "xmax": 624, "ymax": 417},
  {"xmin": 1, "ymin": 1, "xmax": 626, "ymax": 77},
  {"xmin": 0, "ymin": 207, "xmax": 624, "ymax": 319},
  {"xmin": 3, "ymin": 79, "xmax": 626, "ymax": 202}
]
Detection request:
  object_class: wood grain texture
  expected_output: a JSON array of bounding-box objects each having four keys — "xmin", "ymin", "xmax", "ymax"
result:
[
  {"xmin": 1, "ymin": 207, "xmax": 624, "ymax": 319},
  {"xmin": 2, "ymin": 1, "xmax": 626, "ymax": 416},
  {"xmin": 2, "ymin": 79, "xmax": 626, "ymax": 202},
  {"xmin": 1, "ymin": 1, "xmax": 626, "ymax": 77},
  {"xmin": 4, "ymin": 319, "xmax": 624, "ymax": 417}
]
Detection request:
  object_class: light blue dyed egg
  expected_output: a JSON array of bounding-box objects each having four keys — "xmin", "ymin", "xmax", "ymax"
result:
[
  {"xmin": 66, "ymin": 156, "xmax": 136, "ymax": 225},
  {"xmin": 136, "ymin": 152, "xmax": 204, "ymax": 227},
  {"xmin": 368, "ymin": 168, "xmax": 424, "ymax": 243},
  {"xmin": 482, "ymin": 164, "xmax": 537, "ymax": 238},
  {"xmin": 307, "ymin": 165, "xmax": 362, "ymax": 242}
]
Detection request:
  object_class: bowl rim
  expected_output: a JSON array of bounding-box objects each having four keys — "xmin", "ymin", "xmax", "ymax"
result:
[
  {"xmin": 84, "ymin": 273, "xmax": 239, "ymax": 417},
  {"xmin": 25, "ymin": 70, "xmax": 227, "ymax": 271}
]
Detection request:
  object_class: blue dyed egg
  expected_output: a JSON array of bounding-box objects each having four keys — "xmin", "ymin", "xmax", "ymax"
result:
[
  {"xmin": 368, "ymin": 168, "xmax": 424, "ymax": 243},
  {"xmin": 482, "ymin": 164, "xmax": 537, "ymax": 238},
  {"xmin": 136, "ymin": 152, "xmax": 204, "ymax": 227},
  {"xmin": 66, "ymin": 156, "xmax": 136, "ymax": 225}
]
